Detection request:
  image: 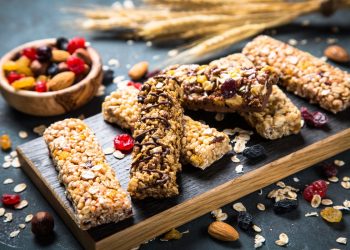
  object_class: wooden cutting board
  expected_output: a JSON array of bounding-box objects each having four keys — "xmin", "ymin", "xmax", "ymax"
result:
[{"xmin": 17, "ymin": 91, "xmax": 350, "ymax": 250}]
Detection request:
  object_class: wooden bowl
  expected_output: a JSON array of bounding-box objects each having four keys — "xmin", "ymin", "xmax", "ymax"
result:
[{"xmin": 0, "ymin": 39, "xmax": 102, "ymax": 116}]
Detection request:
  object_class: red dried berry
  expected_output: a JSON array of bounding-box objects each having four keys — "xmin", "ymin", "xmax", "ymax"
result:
[
  {"xmin": 35, "ymin": 81, "xmax": 47, "ymax": 92},
  {"xmin": 67, "ymin": 37, "xmax": 86, "ymax": 54},
  {"xmin": 303, "ymin": 180, "xmax": 328, "ymax": 201},
  {"xmin": 221, "ymin": 78, "xmax": 237, "ymax": 98},
  {"xmin": 2, "ymin": 194, "xmax": 21, "ymax": 206},
  {"xmin": 6, "ymin": 72, "xmax": 25, "ymax": 84},
  {"xmin": 66, "ymin": 56, "xmax": 85, "ymax": 75},
  {"xmin": 300, "ymin": 107, "xmax": 328, "ymax": 127},
  {"xmin": 22, "ymin": 47, "xmax": 37, "ymax": 61},
  {"xmin": 323, "ymin": 163, "xmax": 338, "ymax": 177},
  {"xmin": 114, "ymin": 134, "xmax": 134, "ymax": 153},
  {"xmin": 127, "ymin": 81, "xmax": 142, "ymax": 90}
]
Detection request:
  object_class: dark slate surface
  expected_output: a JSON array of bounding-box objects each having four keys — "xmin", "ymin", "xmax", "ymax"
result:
[{"xmin": 0, "ymin": 1, "xmax": 349, "ymax": 249}]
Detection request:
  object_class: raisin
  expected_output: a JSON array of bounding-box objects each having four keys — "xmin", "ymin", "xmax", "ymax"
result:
[
  {"xmin": 303, "ymin": 180, "xmax": 328, "ymax": 201},
  {"xmin": 320, "ymin": 207, "xmax": 342, "ymax": 223},
  {"xmin": 56, "ymin": 37, "xmax": 69, "ymax": 51},
  {"xmin": 322, "ymin": 163, "xmax": 338, "ymax": 177},
  {"xmin": 47, "ymin": 63, "xmax": 59, "ymax": 76},
  {"xmin": 273, "ymin": 199, "xmax": 298, "ymax": 214},
  {"xmin": 221, "ymin": 78, "xmax": 237, "ymax": 99},
  {"xmin": 102, "ymin": 69, "xmax": 114, "ymax": 85},
  {"xmin": 243, "ymin": 144, "xmax": 266, "ymax": 159},
  {"xmin": 300, "ymin": 107, "xmax": 328, "ymax": 128},
  {"xmin": 237, "ymin": 211, "xmax": 253, "ymax": 231},
  {"xmin": 36, "ymin": 46, "xmax": 52, "ymax": 62}
]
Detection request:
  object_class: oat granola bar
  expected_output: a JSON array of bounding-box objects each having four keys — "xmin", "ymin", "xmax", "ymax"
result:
[
  {"xmin": 164, "ymin": 53, "xmax": 279, "ymax": 112},
  {"xmin": 43, "ymin": 118, "xmax": 132, "ymax": 230},
  {"xmin": 239, "ymin": 86, "xmax": 301, "ymax": 140},
  {"xmin": 102, "ymin": 86, "xmax": 232, "ymax": 169},
  {"xmin": 243, "ymin": 35, "xmax": 350, "ymax": 113},
  {"xmin": 128, "ymin": 76, "xmax": 183, "ymax": 199}
]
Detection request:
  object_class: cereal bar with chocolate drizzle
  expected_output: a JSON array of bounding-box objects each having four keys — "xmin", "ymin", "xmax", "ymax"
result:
[{"xmin": 243, "ymin": 35, "xmax": 350, "ymax": 113}]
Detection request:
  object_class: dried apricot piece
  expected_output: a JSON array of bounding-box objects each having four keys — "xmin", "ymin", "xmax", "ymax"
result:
[
  {"xmin": 0, "ymin": 134, "xmax": 12, "ymax": 151},
  {"xmin": 12, "ymin": 77, "xmax": 35, "ymax": 90}
]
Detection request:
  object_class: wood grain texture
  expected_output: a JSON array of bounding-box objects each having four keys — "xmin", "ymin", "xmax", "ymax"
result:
[
  {"xmin": 17, "ymin": 90, "xmax": 350, "ymax": 250},
  {"xmin": 0, "ymin": 39, "xmax": 102, "ymax": 116}
]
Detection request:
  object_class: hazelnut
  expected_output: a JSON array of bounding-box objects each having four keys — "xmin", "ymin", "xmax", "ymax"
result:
[
  {"xmin": 324, "ymin": 45, "xmax": 350, "ymax": 63},
  {"xmin": 31, "ymin": 211, "xmax": 54, "ymax": 237}
]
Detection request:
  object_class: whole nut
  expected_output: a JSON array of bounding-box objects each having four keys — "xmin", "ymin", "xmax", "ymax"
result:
[
  {"xmin": 208, "ymin": 221, "xmax": 239, "ymax": 241},
  {"xmin": 57, "ymin": 62, "xmax": 69, "ymax": 73},
  {"xmin": 30, "ymin": 60, "xmax": 48, "ymax": 76},
  {"xmin": 47, "ymin": 71, "xmax": 75, "ymax": 91},
  {"xmin": 324, "ymin": 45, "xmax": 350, "ymax": 63},
  {"xmin": 52, "ymin": 50, "xmax": 70, "ymax": 62},
  {"xmin": 31, "ymin": 211, "xmax": 54, "ymax": 237},
  {"xmin": 128, "ymin": 61, "xmax": 148, "ymax": 81},
  {"xmin": 73, "ymin": 48, "xmax": 92, "ymax": 65}
]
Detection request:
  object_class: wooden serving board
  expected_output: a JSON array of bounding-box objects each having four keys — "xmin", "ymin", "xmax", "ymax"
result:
[{"xmin": 17, "ymin": 91, "xmax": 350, "ymax": 250}]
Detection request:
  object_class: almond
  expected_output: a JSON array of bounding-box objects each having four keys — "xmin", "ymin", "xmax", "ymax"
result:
[
  {"xmin": 324, "ymin": 45, "xmax": 350, "ymax": 63},
  {"xmin": 47, "ymin": 72, "xmax": 75, "ymax": 91},
  {"xmin": 208, "ymin": 221, "xmax": 239, "ymax": 241},
  {"xmin": 128, "ymin": 61, "xmax": 148, "ymax": 81},
  {"xmin": 52, "ymin": 50, "xmax": 70, "ymax": 62}
]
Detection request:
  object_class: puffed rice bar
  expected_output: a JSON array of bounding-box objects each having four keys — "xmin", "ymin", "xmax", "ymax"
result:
[
  {"xmin": 239, "ymin": 86, "xmax": 302, "ymax": 140},
  {"xmin": 243, "ymin": 35, "xmax": 350, "ymax": 113},
  {"xmin": 102, "ymin": 86, "xmax": 232, "ymax": 169},
  {"xmin": 43, "ymin": 118, "xmax": 132, "ymax": 230},
  {"xmin": 164, "ymin": 53, "xmax": 279, "ymax": 112},
  {"xmin": 129, "ymin": 76, "xmax": 183, "ymax": 199}
]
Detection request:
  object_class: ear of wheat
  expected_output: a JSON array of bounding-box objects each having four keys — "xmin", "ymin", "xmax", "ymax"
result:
[{"xmin": 69, "ymin": 0, "xmax": 350, "ymax": 65}]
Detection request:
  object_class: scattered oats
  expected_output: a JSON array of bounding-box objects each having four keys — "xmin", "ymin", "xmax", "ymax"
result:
[
  {"xmin": 25, "ymin": 214, "xmax": 33, "ymax": 223},
  {"xmin": 211, "ymin": 209, "xmax": 222, "ymax": 218},
  {"xmin": 9, "ymin": 230, "xmax": 20, "ymax": 238},
  {"xmin": 320, "ymin": 56, "xmax": 328, "ymax": 62},
  {"xmin": 88, "ymin": 186, "xmax": 99, "ymax": 195},
  {"xmin": 343, "ymin": 200, "xmax": 350, "ymax": 208},
  {"xmin": 336, "ymin": 237, "xmax": 347, "ymax": 245},
  {"xmin": 293, "ymin": 177, "xmax": 300, "ymax": 182},
  {"xmin": 10, "ymin": 151, "xmax": 17, "ymax": 158},
  {"xmin": 0, "ymin": 208, "xmax": 5, "ymax": 216},
  {"xmin": 254, "ymin": 234, "xmax": 266, "ymax": 248},
  {"xmin": 113, "ymin": 75, "xmax": 125, "ymax": 85},
  {"xmin": 341, "ymin": 181, "xmax": 350, "ymax": 189},
  {"xmin": 214, "ymin": 113, "xmax": 225, "ymax": 121},
  {"xmin": 2, "ymin": 162, "xmax": 11, "ymax": 169},
  {"xmin": 18, "ymin": 131, "xmax": 28, "ymax": 139},
  {"xmin": 334, "ymin": 160, "xmax": 345, "ymax": 167},
  {"xmin": 288, "ymin": 39, "xmax": 298, "ymax": 46},
  {"xmin": 168, "ymin": 49, "xmax": 178, "ymax": 57},
  {"xmin": 233, "ymin": 202, "xmax": 246, "ymax": 212},
  {"xmin": 4, "ymin": 155, "xmax": 12, "ymax": 162},
  {"xmin": 276, "ymin": 181, "xmax": 286, "ymax": 188},
  {"xmin": 300, "ymin": 119, "xmax": 305, "ymax": 127},
  {"xmin": 126, "ymin": 40, "xmax": 134, "ymax": 45},
  {"xmin": 182, "ymin": 230, "xmax": 190, "ymax": 234},
  {"xmin": 275, "ymin": 233, "xmax": 289, "ymax": 246},
  {"xmin": 4, "ymin": 212, "xmax": 13, "ymax": 222},
  {"xmin": 113, "ymin": 150, "xmax": 125, "ymax": 159},
  {"xmin": 331, "ymin": 26, "xmax": 339, "ymax": 33},
  {"xmin": 322, "ymin": 199, "xmax": 333, "ymax": 206},
  {"xmin": 95, "ymin": 85, "xmax": 106, "ymax": 97},
  {"xmin": 301, "ymin": 19, "xmax": 310, "ymax": 26},
  {"xmin": 231, "ymin": 155, "xmax": 240, "ymax": 163},
  {"xmin": 14, "ymin": 183, "xmax": 27, "ymax": 193},
  {"xmin": 342, "ymin": 176, "xmax": 350, "ymax": 182},
  {"xmin": 235, "ymin": 164, "xmax": 244, "ymax": 174},
  {"xmin": 268, "ymin": 185, "xmax": 299, "ymax": 202},
  {"xmin": 19, "ymin": 223, "xmax": 26, "ymax": 229},
  {"xmin": 327, "ymin": 38, "xmax": 338, "ymax": 44},
  {"xmin": 311, "ymin": 194, "xmax": 321, "ymax": 208},
  {"xmin": 102, "ymin": 65, "xmax": 109, "ymax": 71},
  {"xmin": 233, "ymin": 140, "xmax": 247, "ymax": 153},
  {"xmin": 305, "ymin": 212, "xmax": 318, "ymax": 217},
  {"xmin": 108, "ymin": 58, "xmax": 120, "ymax": 67},
  {"xmin": 33, "ymin": 125, "xmax": 47, "ymax": 136},
  {"xmin": 328, "ymin": 176, "xmax": 339, "ymax": 183},
  {"xmin": 14, "ymin": 200, "xmax": 28, "ymax": 210},
  {"xmin": 258, "ymin": 189, "xmax": 263, "ymax": 196},
  {"xmin": 103, "ymin": 147, "xmax": 115, "ymax": 155},
  {"xmin": 11, "ymin": 158, "xmax": 21, "ymax": 168},
  {"xmin": 81, "ymin": 170, "xmax": 96, "ymax": 180},
  {"xmin": 152, "ymin": 55, "xmax": 160, "ymax": 60},
  {"xmin": 300, "ymin": 39, "xmax": 308, "ymax": 45},
  {"xmin": 257, "ymin": 203, "xmax": 266, "ymax": 211},
  {"xmin": 333, "ymin": 205, "xmax": 349, "ymax": 211},
  {"xmin": 253, "ymin": 224, "xmax": 262, "ymax": 233},
  {"xmin": 146, "ymin": 41, "xmax": 152, "ymax": 47}
]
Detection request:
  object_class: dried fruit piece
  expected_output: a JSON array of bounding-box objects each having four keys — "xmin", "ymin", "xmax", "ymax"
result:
[
  {"xmin": 320, "ymin": 207, "xmax": 342, "ymax": 223},
  {"xmin": 300, "ymin": 107, "xmax": 328, "ymax": 128},
  {"xmin": 3, "ymin": 61, "xmax": 18, "ymax": 71},
  {"xmin": 22, "ymin": 47, "xmax": 37, "ymax": 61},
  {"xmin": 2, "ymin": 194, "xmax": 21, "ymax": 206},
  {"xmin": 35, "ymin": 81, "xmax": 47, "ymax": 92},
  {"xmin": 66, "ymin": 56, "xmax": 85, "ymax": 74},
  {"xmin": 36, "ymin": 46, "xmax": 52, "ymax": 62},
  {"xmin": 221, "ymin": 78, "xmax": 237, "ymax": 99},
  {"xmin": 6, "ymin": 71, "xmax": 25, "ymax": 84},
  {"xmin": 324, "ymin": 45, "xmax": 350, "ymax": 63},
  {"xmin": 67, "ymin": 37, "xmax": 86, "ymax": 54},
  {"xmin": 237, "ymin": 211, "xmax": 253, "ymax": 231},
  {"xmin": 0, "ymin": 134, "xmax": 12, "ymax": 151},
  {"xmin": 127, "ymin": 81, "xmax": 142, "ymax": 90},
  {"xmin": 31, "ymin": 211, "xmax": 54, "ymax": 237},
  {"xmin": 161, "ymin": 228, "xmax": 182, "ymax": 240},
  {"xmin": 273, "ymin": 199, "xmax": 298, "ymax": 214},
  {"xmin": 56, "ymin": 37, "xmax": 69, "ymax": 51},
  {"xmin": 303, "ymin": 180, "xmax": 328, "ymax": 202},
  {"xmin": 323, "ymin": 163, "xmax": 338, "ymax": 177},
  {"xmin": 47, "ymin": 63, "xmax": 59, "ymax": 76},
  {"xmin": 243, "ymin": 144, "xmax": 266, "ymax": 159},
  {"xmin": 208, "ymin": 221, "xmax": 239, "ymax": 241},
  {"xmin": 12, "ymin": 77, "xmax": 35, "ymax": 90},
  {"xmin": 113, "ymin": 134, "xmax": 134, "ymax": 153},
  {"xmin": 128, "ymin": 61, "xmax": 148, "ymax": 81}
]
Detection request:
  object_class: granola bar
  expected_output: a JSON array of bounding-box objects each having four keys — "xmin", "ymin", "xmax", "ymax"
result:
[
  {"xmin": 243, "ymin": 35, "xmax": 350, "ymax": 113},
  {"xmin": 102, "ymin": 86, "xmax": 232, "ymax": 169},
  {"xmin": 128, "ymin": 76, "xmax": 183, "ymax": 199},
  {"xmin": 43, "ymin": 119, "xmax": 132, "ymax": 230},
  {"xmin": 239, "ymin": 86, "xmax": 301, "ymax": 140},
  {"xmin": 164, "ymin": 53, "xmax": 279, "ymax": 112}
]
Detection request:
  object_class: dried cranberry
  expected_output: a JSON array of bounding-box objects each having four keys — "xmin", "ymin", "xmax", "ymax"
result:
[
  {"xmin": 35, "ymin": 81, "xmax": 47, "ymax": 92},
  {"xmin": 2, "ymin": 194, "xmax": 21, "ymax": 206},
  {"xmin": 7, "ymin": 72, "xmax": 25, "ymax": 84},
  {"xmin": 22, "ymin": 47, "xmax": 37, "ymax": 61},
  {"xmin": 323, "ymin": 163, "xmax": 338, "ymax": 177},
  {"xmin": 303, "ymin": 180, "xmax": 328, "ymax": 201},
  {"xmin": 67, "ymin": 37, "xmax": 86, "ymax": 54},
  {"xmin": 66, "ymin": 56, "xmax": 85, "ymax": 74},
  {"xmin": 220, "ymin": 78, "xmax": 237, "ymax": 98},
  {"xmin": 114, "ymin": 134, "xmax": 134, "ymax": 153},
  {"xmin": 127, "ymin": 81, "xmax": 142, "ymax": 90},
  {"xmin": 300, "ymin": 107, "xmax": 328, "ymax": 128}
]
